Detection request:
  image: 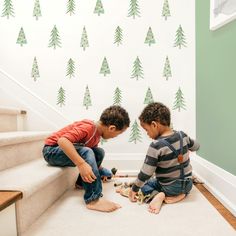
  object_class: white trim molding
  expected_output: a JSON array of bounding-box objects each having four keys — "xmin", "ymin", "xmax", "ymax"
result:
[
  {"xmin": 191, "ymin": 153, "xmax": 236, "ymax": 216},
  {"xmin": 0, "ymin": 69, "xmax": 71, "ymax": 130}
]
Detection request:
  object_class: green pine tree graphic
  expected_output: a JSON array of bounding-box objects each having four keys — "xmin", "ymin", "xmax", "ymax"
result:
[
  {"xmin": 162, "ymin": 0, "xmax": 171, "ymax": 20},
  {"xmin": 113, "ymin": 87, "xmax": 122, "ymax": 106},
  {"xmin": 128, "ymin": 0, "xmax": 140, "ymax": 19},
  {"xmin": 80, "ymin": 26, "xmax": 89, "ymax": 51},
  {"xmin": 129, "ymin": 120, "xmax": 142, "ymax": 144},
  {"xmin": 1, "ymin": 0, "xmax": 14, "ymax": 19},
  {"xmin": 100, "ymin": 57, "xmax": 110, "ymax": 76},
  {"xmin": 94, "ymin": 0, "xmax": 104, "ymax": 16},
  {"xmin": 66, "ymin": 0, "xmax": 75, "ymax": 15},
  {"xmin": 66, "ymin": 58, "xmax": 75, "ymax": 78},
  {"xmin": 163, "ymin": 56, "xmax": 172, "ymax": 80},
  {"xmin": 145, "ymin": 27, "xmax": 156, "ymax": 46},
  {"xmin": 33, "ymin": 0, "xmax": 42, "ymax": 20},
  {"xmin": 131, "ymin": 56, "xmax": 144, "ymax": 80},
  {"xmin": 83, "ymin": 85, "xmax": 92, "ymax": 110},
  {"xmin": 48, "ymin": 25, "xmax": 61, "ymax": 49},
  {"xmin": 174, "ymin": 25, "xmax": 187, "ymax": 49},
  {"xmin": 57, "ymin": 87, "xmax": 66, "ymax": 107},
  {"xmin": 114, "ymin": 26, "xmax": 123, "ymax": 46},
  {"xmin": 31, "ymin": 57, "xmax": 40, "ymax": 81},
  {"xmin": 173, "ymin": 87, "xmax": 186, "ymax": 112},
  {"xmin": 16, "ymin": 27, "xmax": 27, "ymax": 46},
  {"xmin": 144, "ymin": 87, "xmax": 154, "ymax": 105}
]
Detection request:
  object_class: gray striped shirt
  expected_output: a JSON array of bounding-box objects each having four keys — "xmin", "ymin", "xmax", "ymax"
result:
[{"xmin": 132, "ymin": 131, "xmax": 200, "ymax": 192}]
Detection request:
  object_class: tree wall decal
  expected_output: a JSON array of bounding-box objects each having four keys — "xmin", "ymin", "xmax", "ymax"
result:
[
  {"xmin": 16, "ymin": 27, "xmax": 27, "ymax": 46},
  {"xmin": 80, "ymin": 26, "xmax": 89, "ymax": 51},
  {"xmin": 100, "ymin": 57, "xmax": 110, "ymax": 76},
  {"xmin": 129, "ymin": 120, "xmax": 142, "ymax": 144},
  {"xmin": 173, "ymin": 87, "xmax": 186, "ymax": 111},
  {"xmin": 48, "ymin": 25, "xmax": 61, "ymax": 49},
  {"xmin": 114, "ymin": 26, "xmax": 123, "ymax": 46},
  {"xmin": 163, "ymin": 56, "xmax": 172, "ymax": 80},
  {"xmin": 144, "ymin": 87, "xmax": 154, "ymax": 105},
  {"xmin": 83, "ymin": 85, "xmax": 92, "ymax": 110},
  {"xmin": 31, "ymin": 57, "xmax": 40, "ymax": 81},
  {"xmin": 2, "ymin": 0, "xmax": 14, "ymax": 19},
  {"xmin": 57, "ymin": 87, "xmax": 66, "ymax": 107},
  {"xmin": 131, "ymin": 56, "xmax": 144, "ymax": 80},
  {"xmin": 128, "ymin": 0, "xmax": 140, "ymax": 19},
  {"xmin": 174, "ymin": 25, "xmax": 187, "ymax": 49},
  {"xmin": 33, "ymin": 0, "xmax": 42, "ymax": 20}
]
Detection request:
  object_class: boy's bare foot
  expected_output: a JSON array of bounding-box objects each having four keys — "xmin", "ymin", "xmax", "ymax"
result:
[
  {"xmin": 86, "ymin": 198, "xmax": 121, "ymax": 212},
  {"xmin": 164, "ymin": 194, "xmax": 186, "ymax": 204},
  {"xmin": 148, "ymin": 192, "xmax": 165, "ymax": 214}
]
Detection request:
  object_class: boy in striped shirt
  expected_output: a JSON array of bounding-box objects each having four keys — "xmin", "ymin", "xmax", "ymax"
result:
[{"xmin": 128, "ymin": 102, "xmax": 200, "ymax": 214}]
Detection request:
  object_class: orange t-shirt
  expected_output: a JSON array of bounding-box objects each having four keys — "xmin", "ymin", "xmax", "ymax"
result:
[{"xmin": 44, "ymin": 119, "xmax": 100, "ymax": 148}]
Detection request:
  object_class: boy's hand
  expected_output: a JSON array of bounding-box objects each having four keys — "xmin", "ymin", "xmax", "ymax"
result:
[
  {"xmin": 129, "ymin": 190, "xmax": 137, "ymax": 202},
  {"xmin": 77, "ymin": 162, "xmax": 97, "ymax": 183}
]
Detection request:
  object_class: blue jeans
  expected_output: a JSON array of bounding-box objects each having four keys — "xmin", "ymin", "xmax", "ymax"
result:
[
  {"xmin": 141, "ymin": 178, "xmax": 193, "ymax": 197},
  {"xmin": 42, "ymin": 144, "xmax": 105, "ymax": 204}
]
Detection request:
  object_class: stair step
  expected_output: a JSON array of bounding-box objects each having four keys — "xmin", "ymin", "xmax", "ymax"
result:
[
  {"xmin": 0, "ymin": 158, "xmax": 78, "ymax": 234},
  {"xmin": 0, "ymin": 131, "xmax": 51, "ymax": 171},
  {"xmin": 0, "ymin": 107, "xmax": 27, "ymax": 132}
]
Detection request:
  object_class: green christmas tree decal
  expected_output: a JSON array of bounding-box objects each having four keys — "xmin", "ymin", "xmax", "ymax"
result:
[
  {"xmin": 33, "ymin": 0, "xmax": 42, "ymax": 20},
  {"xmin": 129, "ymin": 120, "xmax": 142, "ymax": 144},
  {"xmin": 113, "ymin": 87, "xmax": 122, "ymax": 106},
  {"xmin": 100, "ymin": 57, "xmax": 110, "ymax": 76},
  {"xmin": 145, "ymin": 27, "xmax": 156, "ymax": 46},
  {"xmin": 144, "ymin": 87, "xmax": 154, "ymax": 105},
  {"xmin": 57, "ymin": 87, "xmax": 66, "ymax": 107},
  {"xmin": 131, "ymin": 56, "xmax": 144, "ymax": 80},
  {"xmin": 80, "ymin": 26, "xmax": 89, "ymax": 51},
  {"xmin": 1, "ymin": 0, "xmax": 14, "ymax": 19},
  {"xmin": 31, "ymin": 57, "xmax": 40, "ymax": 81},
  {"xmin": 162, "ymin": 0, "xmax": 171, "ymax": 20},
  {"xmin": 114, "ymin": 26, "xmax": 123, "ymax": 46},
  {"xmin": 66, "ymin": 0, "xmax": 75, "ymax": 16},
  {"xmin": 163, "ymin": 56, "xmax": 172, "ymax": 80},
  {"xmin": 66, "ymin": 58, "xmax": 75, "ymax": 78},
  {"xmin": 174, "ymin": 25, "xmax": 187, "ymax": 49},
  {"xmin": 100, "ymin": 137, "xmax": 107, "ymax": 145},
  {"xmin": 173, "ymin": 87, "xmax": 186, "ymax": 112},
  {"xmin": 94, "ymin": 0, "xmax": 104, "ymax": 16},
  {"xmin": 83, "ymin": 85, "xmax": 92, "ymax": 110},
  {"xmin": 16, "ymin": 27, "xmax": 27, "ymax": 46},
  {"xmin": 128, "ymin": 0, "xmax": 140, "ymax": 19},
  {"xmin": 48, "ymin": 25, "xmax": 61, "ymax": 49}
]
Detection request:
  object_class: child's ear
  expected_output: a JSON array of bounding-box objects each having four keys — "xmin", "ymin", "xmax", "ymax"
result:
[
  {"xmin": 108, "ymin": 125, "xmax": 116, "ymax": 131},
  {"xmin": 151, "ymin": 121, "xmax": 158, "ymax": 128}
]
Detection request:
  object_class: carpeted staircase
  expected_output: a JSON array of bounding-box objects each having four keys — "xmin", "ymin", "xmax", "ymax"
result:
[{"xmin": 0, "ymin": 106, "xmax": 77, "ymax": 235}]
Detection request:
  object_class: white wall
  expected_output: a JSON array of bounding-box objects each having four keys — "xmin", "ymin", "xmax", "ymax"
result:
[{"xmin": 0, "ymin": 0, "xmax": 195, "ymax": 156}]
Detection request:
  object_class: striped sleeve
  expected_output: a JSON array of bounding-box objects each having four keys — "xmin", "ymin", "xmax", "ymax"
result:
[
  {"xmin": 132, "ymin": 144, "xmax": 159, "ymax": 192},
  {"xmin": 187, "ymin": 137, "xmax": 200, "ymax": 151}
]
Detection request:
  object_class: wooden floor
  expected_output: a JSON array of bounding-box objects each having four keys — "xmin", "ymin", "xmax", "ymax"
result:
[{"xmin": 195, "ymin": 184, "xmax": 236, "ymax": 230}]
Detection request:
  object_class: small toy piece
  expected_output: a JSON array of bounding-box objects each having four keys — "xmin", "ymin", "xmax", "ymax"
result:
[
  {"xmin": 114, "ymin": 180, "xmax": 123, "ymax": 187},
  {"xmin": 100, "ymin": 167, "xmax": 117, "ymax": 182}
]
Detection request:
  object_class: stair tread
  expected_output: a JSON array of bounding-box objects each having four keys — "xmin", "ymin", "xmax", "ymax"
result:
[
  {"xmin": 0, "ymin": 106, "xmax": 26, "ymax": 115},
  {"xmin": 0, "ymin": 131, "xmax": 51, "ymax": 147},
  {"xmin": 0, "ymin": 158, "xmax": 77, "ymax": 198}
]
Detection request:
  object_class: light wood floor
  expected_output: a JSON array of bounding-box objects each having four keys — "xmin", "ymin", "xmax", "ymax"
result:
[{"xmin": 195, "ymin": 184, "xmax": 236, "ymax": 230}]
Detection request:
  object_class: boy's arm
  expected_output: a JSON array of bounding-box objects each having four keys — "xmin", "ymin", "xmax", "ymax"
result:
[
  {"xmin": 58, "ymin": 137, "xmax": 96, "ymax": 183},
  {"xmin": 187, "ymin": 137, "xmax": 200, "ymax": 152},
  {"xmin": 132, "ymin": 145, "xmax": 159, "ymax": 193}
]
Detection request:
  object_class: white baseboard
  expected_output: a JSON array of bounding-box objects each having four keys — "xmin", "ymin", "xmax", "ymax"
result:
[{"xmin": 191, "ymin": 153, "xmax": 236, "ymax": 217}]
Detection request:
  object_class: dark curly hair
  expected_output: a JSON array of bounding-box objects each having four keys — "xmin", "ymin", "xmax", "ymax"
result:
[
  {"xmin": 100, "ymin": 105, "xmax": 130, "ymax": 130},
  {"xmin": 139, "ymin": 102, "xmax": 170, "ymax": 126}
]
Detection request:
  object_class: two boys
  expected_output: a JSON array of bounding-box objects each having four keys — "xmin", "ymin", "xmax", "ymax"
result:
[{"xmin": 43, "ymin": 103, "xmax": 199, "ymax": 213}]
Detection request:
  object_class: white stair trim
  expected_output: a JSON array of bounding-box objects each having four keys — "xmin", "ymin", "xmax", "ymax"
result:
[
  {"xmin": 191, "ymin": 153, "xmax": 236, "ymax": 217},
  {"xmin": 0, "ymin": 68, "xmax": 71, "ymax": 129}
]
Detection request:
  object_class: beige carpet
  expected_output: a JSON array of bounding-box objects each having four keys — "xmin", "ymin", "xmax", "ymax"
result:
[{"xmin": 23, "ymin": 179, "xmax": 235, "ymax": 236}]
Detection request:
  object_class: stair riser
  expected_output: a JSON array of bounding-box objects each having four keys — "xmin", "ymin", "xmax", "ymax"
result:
[
  {"xmin": 0, "ymin": 141, "xmax": 45, "ymax": 171},
  {"xmin": 0, "ymin": 115, "xmax": 18, "ymax": 132},
  {"xmin": 16, "ymin": 169, "xmax": 77, "ymax": 235}
]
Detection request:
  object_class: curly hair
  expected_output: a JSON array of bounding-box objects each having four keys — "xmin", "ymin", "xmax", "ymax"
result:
[
  {"xmin": 139, "ymin": 102, "xmax": 170, "ymax": 126},
  {"xmin": 100, "ymin": 105, "xmax": 130, "ymax": 130}
]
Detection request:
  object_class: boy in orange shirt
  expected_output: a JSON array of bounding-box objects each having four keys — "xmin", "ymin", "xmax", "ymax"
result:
[{"xmin": 43, "ymin": 106, "xmax": 130, "ymax": 212}]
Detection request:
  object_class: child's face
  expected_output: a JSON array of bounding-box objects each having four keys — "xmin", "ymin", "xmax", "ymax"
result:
[
  {"xmin": 102, "ymin": 126, "xmax": 127, "ymax": 139},
  {"xmin": 140, "ymin": 121, "xmax": 159, "ymax": 139}
]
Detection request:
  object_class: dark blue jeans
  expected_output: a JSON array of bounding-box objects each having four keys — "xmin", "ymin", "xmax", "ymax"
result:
[
  {"xmin": 141, "ymin": 178, "xmax": 193, "ymax": 197},
  {"xmin": 42, "ymin": 144, "xmax": 105, "ymax": 204}
]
